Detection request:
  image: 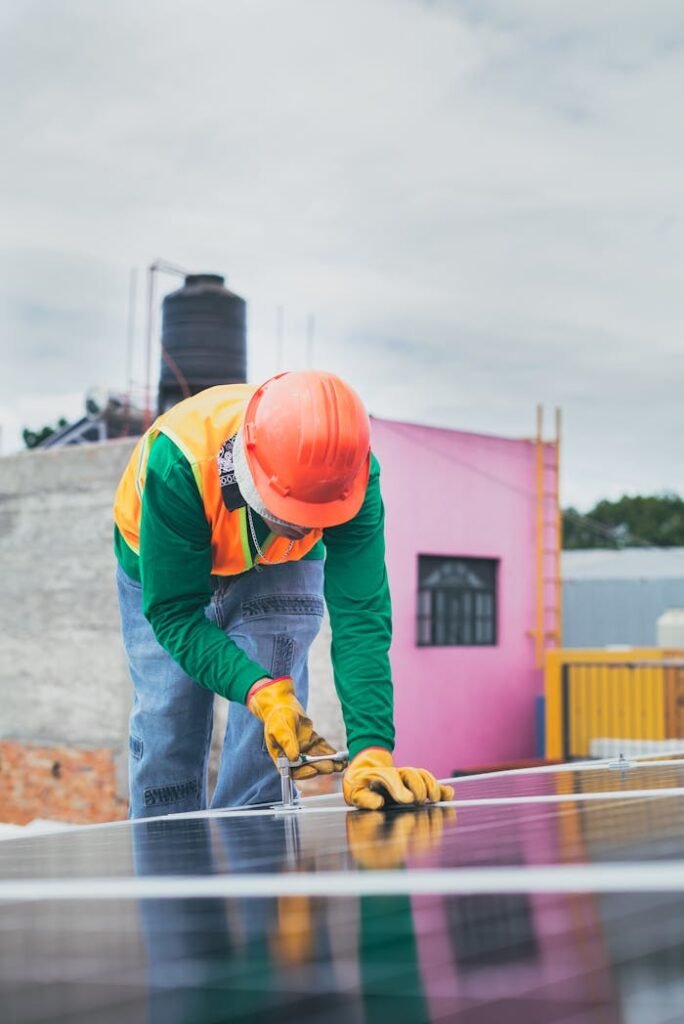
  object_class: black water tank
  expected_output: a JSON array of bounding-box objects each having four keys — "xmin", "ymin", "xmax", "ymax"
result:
[{"xmin": 158, "ymin": 273, "xmax": 247, "ymax": 413}]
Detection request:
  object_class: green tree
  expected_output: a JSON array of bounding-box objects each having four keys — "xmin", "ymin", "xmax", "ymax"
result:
[
  {"xmin": 563, "ymin": 493, "xmax": 684, "ymax": 549},
  {"xmin": 22, "ymin": 417, "xmax": 68, "ymax": 449}
]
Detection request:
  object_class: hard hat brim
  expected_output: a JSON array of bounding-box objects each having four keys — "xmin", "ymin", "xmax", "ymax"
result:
[{"xmin": 248, "ymin": 451, "xmax": 371, "ymax": 529}]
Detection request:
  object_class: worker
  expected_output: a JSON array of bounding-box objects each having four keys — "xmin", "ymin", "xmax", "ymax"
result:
[{"xmin": 113, "ymin": 370, "xmax": 454, "ymax": 816}]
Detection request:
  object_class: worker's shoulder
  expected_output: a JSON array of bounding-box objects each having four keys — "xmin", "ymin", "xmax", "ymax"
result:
[
  {"xmin": 165, "ymin": 382, "xmax": 257, "ymax": 411},
  {"xmin": 147, "ymin": 431, "xmax": 195, "ymax": 481}
]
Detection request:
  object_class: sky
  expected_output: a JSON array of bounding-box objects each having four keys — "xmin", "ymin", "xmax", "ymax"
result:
[{"xmin": 1, "ymin": 0, "xmax": 683, "ymax": 509}]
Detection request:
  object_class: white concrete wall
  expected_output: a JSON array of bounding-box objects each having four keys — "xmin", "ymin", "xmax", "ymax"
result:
[
  {"xmin": 0, "ymin": 440, "xmax": 342, "ymax": 802},
  {"xmin": 306, "ymin": 610, "xmax": 345, "ymax": 748},
  {"xmin": 0, "ymin": 440, "xmax": 135, "ymax": 797}
]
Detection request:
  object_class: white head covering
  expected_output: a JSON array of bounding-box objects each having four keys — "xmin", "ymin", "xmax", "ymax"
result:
[{"xmin": 232, "ymin": 428, "xmax": 301, "ymax": 528}]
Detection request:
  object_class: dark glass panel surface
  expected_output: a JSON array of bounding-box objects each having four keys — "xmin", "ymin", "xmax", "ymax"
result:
[
  {"xmin": 3, "ymin": 892, "xmax": 684, "ymax": 1023},
  {"xmin": 3, "ymin": 762, "xmax": 684, "ymax": 1022}
]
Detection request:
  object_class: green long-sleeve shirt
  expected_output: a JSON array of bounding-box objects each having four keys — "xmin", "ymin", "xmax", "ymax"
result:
[{"xmin": 114, "ymin": 434, "xmax": 394, "ymax": 758}]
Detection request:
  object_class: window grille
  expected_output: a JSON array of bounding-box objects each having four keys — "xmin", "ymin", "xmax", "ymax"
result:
[{"xmin": 417, "ymin": 555, "xmax": 498, "ymax": 647}]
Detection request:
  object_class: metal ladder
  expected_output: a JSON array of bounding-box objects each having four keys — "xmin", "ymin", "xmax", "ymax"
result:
[{"xmin": 534, "ymin": 405, "xmax": 562, "ymax": 668}]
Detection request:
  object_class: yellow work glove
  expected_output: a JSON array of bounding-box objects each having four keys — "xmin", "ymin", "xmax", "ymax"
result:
[
  {"xmin": 347, "ymin": 806, "xmax": 457, "ymax": 869},
  {"xmin": 343, "ymin": 747, "xmax": 455, "ymax": 810},
  {"xmin": 246, "ymin": 676, "xmax": 344, "ymax": 779}
]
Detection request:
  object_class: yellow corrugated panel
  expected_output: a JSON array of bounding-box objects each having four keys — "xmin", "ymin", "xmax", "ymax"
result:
[
  {"xmin": 544, "ymin": 649, "xmax": 564, "ymax": 759},
  {"xmin": 648, "ymin": 665, "xmax": 666, "ymax": 742},
  {"xmin": 665, "ymin": 667, "xmax": 684, "ymax": 738},
  {"xmin": 545, "ymin": 648, "xmax": 684, "ymax": 759},
  {"xmin": 644, "ymin": 666, "xmax": 655, "ymax": 746},
  {"xmin": 576, "ymin": 666, "xmax": 587, "ymax": 757},
  {"xmin": 616, "ymin": 667, "xmax": 627, "ymax": 744},
  {"xmin": 590, "ymin": 665, "xmax": 603, "ymax": 754},
  {"xmin": 644, "ymin": 666, "xmax": 654, "ymax": 741},
  {"xmin": 570, "ymin": 666, "xmax": 579, "ymax": 757},
  {"xmin": 656, "ymin": 665, "xmax": 667, "ymax": 737},
  {"xmin": 607, "ymin": 666, "xmax": 618, "ymax": 746},
  {"xmin": 632, "ymin": 665, "xmax": 641, "ymax": 738},
  {"xmin": 626, "ymin": 666, "xmax": 633, "ymax": 740},
  {"xmin": 568, "ymin": 666, "xmax": 576, "ymax": 757},
  {"xmin": 581, "ymin": 666, "xmax": 591, "ymax": 756},
  {"xmin": 596, "ymin": 665, "xmax": 607, "ymax": 753}
]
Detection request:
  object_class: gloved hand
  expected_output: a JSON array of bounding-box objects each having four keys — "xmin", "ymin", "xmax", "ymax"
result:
[
  {"xmin": 247, "ymin": 676, "xmax": 344, "ymax": 779},
  {"xmin": 347, "ymin": 805, "xmax": 457, "ymax": 869},
  {"xmin": 343, "ymin": 747, "xmax": 454, "ymax": 810}
]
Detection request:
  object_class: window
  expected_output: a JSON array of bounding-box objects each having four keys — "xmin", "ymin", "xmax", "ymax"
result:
[
  {"xmin": 446, "ymin": 890, "xmax": 538, "ymax": 968},
  {"xmin": 417, "ymin": 555, "xmax": 498, "ymax": 647}
]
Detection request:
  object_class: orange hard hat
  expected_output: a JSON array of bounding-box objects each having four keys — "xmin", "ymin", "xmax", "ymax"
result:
[{"xmin": 239, "ymin": 371, "xmax": 371, "ymax": 528}]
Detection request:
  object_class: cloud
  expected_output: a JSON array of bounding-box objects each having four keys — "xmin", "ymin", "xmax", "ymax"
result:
[{"xmin": 1, "ymin": 0, "xmax": 683, "ymax": 507}]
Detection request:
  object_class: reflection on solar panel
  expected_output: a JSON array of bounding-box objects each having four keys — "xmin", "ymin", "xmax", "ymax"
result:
[{"xmin": 3, "ymin": 754, "xmax": 684, "ymax": 1023}]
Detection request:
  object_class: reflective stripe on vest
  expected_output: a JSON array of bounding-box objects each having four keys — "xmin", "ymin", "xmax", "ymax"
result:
[{"xmin": 113, "ymin": 384, "xmax": 323, "ymax": 573}]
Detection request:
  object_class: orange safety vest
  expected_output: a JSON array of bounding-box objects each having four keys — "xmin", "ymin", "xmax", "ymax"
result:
[{"xmin": 113, "ymin": 384, "xmax": 323, "ymax": 575}]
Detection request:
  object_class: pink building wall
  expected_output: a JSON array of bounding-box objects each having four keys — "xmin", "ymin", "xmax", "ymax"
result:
[{"xmin": 371, "ymin": 417, "xmax": 554, "ymax": 777}]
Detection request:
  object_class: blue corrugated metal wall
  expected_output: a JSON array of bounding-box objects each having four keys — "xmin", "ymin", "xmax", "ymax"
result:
[{"xmin": 563, "ymin": 579, "xmax": 684, "ymax": 647}]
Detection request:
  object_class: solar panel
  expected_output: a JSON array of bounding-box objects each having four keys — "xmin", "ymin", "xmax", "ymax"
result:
[{"xmin": 3, "ymin": 758, "xmax": 684, "ymax": 1023}]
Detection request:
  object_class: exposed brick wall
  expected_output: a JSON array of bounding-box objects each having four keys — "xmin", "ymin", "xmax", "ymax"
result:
[{"xmin": 0, "ymin": 741, "xmax": 128, "ymax": 825}]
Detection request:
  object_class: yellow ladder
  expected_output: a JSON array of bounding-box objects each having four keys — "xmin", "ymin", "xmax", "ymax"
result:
[{"xmin": 534, "ymin": 406, "xmax": 562, "ymax": 668}]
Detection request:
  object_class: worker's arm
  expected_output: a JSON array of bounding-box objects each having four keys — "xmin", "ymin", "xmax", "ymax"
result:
[
  {"xmin": 137, "ymin": 435, "xmax": 267, "ymax": 703},
  {"xmin": 322, "ymin": 453, "xmax": 395, "ymax": 760},
  {"xmin": 324, "ymin": 454, "xmax": 454, "ymax": 808}
]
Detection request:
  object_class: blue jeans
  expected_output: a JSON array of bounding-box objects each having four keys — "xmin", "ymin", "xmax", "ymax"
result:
[{"xmin": 116, "ymin": 559, "xmax": 325, "ymax": 817}]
